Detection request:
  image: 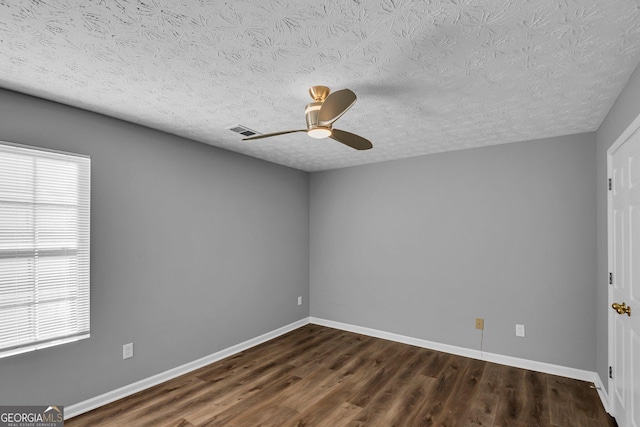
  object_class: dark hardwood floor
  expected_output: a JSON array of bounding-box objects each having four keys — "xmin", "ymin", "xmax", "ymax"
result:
[{"xmin": 67, "ymin": 324, "xmax": 616, "ymax": 426}]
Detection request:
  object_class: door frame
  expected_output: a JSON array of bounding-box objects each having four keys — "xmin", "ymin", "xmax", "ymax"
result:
[{"xmin": 607, "ymin": 112, "xmax": 640, "ymax": 421}]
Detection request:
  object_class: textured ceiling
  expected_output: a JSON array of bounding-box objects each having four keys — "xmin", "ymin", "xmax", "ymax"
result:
[{"xmin": 1, "ymin": 0, "xmax": 640, "ymax": 171}]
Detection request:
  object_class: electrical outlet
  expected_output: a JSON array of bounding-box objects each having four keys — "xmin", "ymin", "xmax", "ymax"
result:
[
  {"xmin": 123, "ymin": 343, "xmax": 134, "ymax": 359},
  {"xmin": 516, "ymin": 324, "xmax": 525, "ymax": 337},
  {"xmin": 297, "ymin": 296, "xmax": 303, "ymax": 306},
  {"xmin": 475, "ymin": 318, "xmax": 484, "ymax": 330}
]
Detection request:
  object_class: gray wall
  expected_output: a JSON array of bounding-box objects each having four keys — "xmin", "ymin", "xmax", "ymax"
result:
[
  {"xmin": 0, "ymin": 88, "xmax": 310, "ymax": 406},
  {"xmin": 310, "ymin": 134, "xmax": 597, "ymax": 370},
  {"xmin": 595, "ymin": 63, "xmax": 640, "ymax": 391}
]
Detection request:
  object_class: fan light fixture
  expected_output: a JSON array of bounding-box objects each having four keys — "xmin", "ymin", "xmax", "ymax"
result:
[{"xmin": 307, "ymin": 128, "xmax": 332, "ymax": 139}]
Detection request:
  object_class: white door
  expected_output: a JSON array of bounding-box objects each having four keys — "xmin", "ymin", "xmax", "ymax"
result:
[{"xmin": 610, "ymin": 126, "xmax": 640, "ymax": 427}]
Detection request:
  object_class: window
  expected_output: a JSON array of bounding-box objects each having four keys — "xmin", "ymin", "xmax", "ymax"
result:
[{"xmin": 0, "ymin": 142, "xmax": 90, "ymax": 358}]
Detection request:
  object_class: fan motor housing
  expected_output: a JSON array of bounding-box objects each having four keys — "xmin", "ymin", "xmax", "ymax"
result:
[
  {"xmin": 305, "ymin": 102, "xmax": 330, "ymax": 129},
  {"xmin": 305, "ymin": 102, "xmax": 321, "ymax": 127},
  {"xmin": 305, "ymin": 102, "xmax": 332, "ymax": 138}
]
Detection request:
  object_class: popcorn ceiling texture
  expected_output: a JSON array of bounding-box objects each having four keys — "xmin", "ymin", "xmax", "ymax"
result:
[{"xmin": 1, "ymin": 0, "xmax": 639, "ymax": 171}]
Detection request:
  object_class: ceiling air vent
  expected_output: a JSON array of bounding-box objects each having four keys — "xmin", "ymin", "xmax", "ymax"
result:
[{"xmin": 227, "ymin": 125, "xmax": 259, "ymax": 137}]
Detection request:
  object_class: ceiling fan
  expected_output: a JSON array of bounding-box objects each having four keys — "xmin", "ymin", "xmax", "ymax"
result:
[{"xmin": 242, "ymin": 86, "xmax": 373, "ymax": 150}]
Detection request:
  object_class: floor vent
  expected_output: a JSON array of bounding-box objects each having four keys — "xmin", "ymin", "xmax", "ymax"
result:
[{"xmin": 227, "ymin": 125, "xmax": 259, "ymax": 137}]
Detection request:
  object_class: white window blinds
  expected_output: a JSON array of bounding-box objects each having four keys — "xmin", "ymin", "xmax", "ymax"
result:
[{"xmin": 0, "ymin": 142, "xmax": 90, "ymax": 358}]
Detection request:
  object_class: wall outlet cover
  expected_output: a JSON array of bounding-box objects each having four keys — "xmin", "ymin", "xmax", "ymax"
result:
[
  {"xmin": 123, "ymin": 343, "xmax": 134, "ymax": 359},
  {"xmin": 516, "ymin": 324, "xmax": 525, "ymax": 337},
  {"xmin": 475, "ymin": 318, "xmax": 484, "ymax": 330}
]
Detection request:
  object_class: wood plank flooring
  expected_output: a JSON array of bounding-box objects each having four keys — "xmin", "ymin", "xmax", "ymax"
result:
[{"xmin": 66, "ymin": 324, "xmax": 616, "ymax": 427}]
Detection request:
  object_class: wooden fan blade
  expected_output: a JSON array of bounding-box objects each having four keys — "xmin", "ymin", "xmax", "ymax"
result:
[
  {"xmin": 330, "ymin": 129, "xmax": 372, "ymax": 150},
  {"xmin": 242, "ymin": 129, "xmax": 306, "ymax": 140},
  {"xmin": 318, "ymin": 89, "xmax": 357, "ymax": 126}
]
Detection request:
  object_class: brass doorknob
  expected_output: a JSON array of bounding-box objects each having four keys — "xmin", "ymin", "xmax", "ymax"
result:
[{"xmin": 612, "ymin": 302, "xmax": 632, "ymax": 316}]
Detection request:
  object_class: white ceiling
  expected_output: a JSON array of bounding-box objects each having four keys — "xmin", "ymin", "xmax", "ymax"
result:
[{"xmin": 1, "ymin": 0, "xmax": 640, "ymax": 171}]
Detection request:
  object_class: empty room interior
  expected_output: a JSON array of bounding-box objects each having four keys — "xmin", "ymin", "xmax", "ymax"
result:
[{"xmin": 1, "ymin": 1, "xmax": 640, "ymax": 426}]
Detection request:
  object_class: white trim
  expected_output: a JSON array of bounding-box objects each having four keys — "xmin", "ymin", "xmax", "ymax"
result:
[
  {"xmin": 607, "ymin": 139, "xmax": 615, "ymax": 417},
  {"xmin": 64, "ymin": 318, "xmax": 309, "ymax": 420},
  {"xmin": 0, "ymin": 140, "xmax": 90, "ymax": 159},
  {"xmin": 606, "ymin": 111, "xmax": 640, "ymax": 419},
  {"xmin": 310, "ymin": 317, "xmax": 483, "ymax": 360},
  {"xmin": 310, "ymin": 317, "xmax": 609, "ymax": 410},
  {"xmin": 593, "ymin": 373, "xmax": 611, "ymax": 414}
]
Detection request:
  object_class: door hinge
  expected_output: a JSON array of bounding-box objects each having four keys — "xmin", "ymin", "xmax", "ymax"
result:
[
  {"xmin": 609, "ymin": 272, "xmax": 613, "ymax": 285},
  {"xmin": 609, "ymin": 366, "xmax": 613, "ymax": 379},
  {"xmin": 608, "ymin": 178, "xmax": 612, "ymax": 190}
]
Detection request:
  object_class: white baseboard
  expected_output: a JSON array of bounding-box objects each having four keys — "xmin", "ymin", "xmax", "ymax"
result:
[
  {"xmin": 309, "ymin": 317, "xmax": 610, "ymax": 413},
  {"xmin": 592, "ymin": 374, "xmax": 610, "ymax": 414},
  {"xmin": 66, "ymin": 316, "xmax": 610, "ymax": 419},
  {"xmin": 65, "ymin": 318, "xmax": 310, "ymax": 419}
]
